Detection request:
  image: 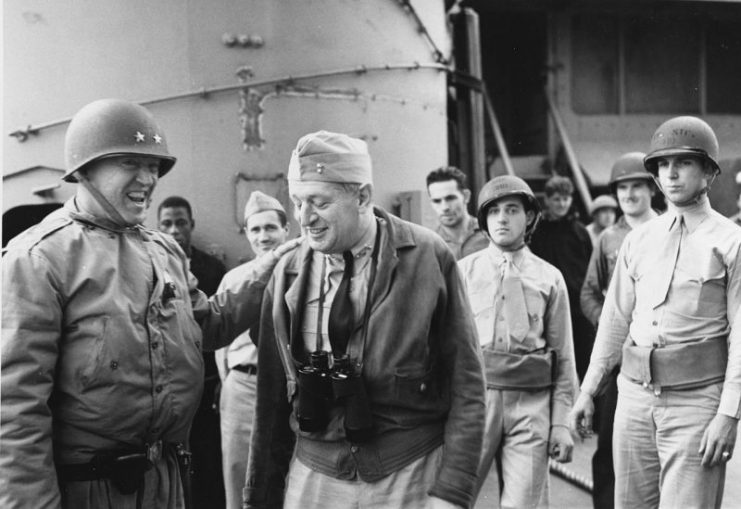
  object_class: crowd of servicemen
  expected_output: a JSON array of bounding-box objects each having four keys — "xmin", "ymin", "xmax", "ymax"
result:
[{"xmin": 0, "ymin": 98, "xmax": 739, "ymax": 509}]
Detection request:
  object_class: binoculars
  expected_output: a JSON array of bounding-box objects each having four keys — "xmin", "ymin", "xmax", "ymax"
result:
[{"xmin": 296, "ymin": 351, "xmax": 373, "ymax": 443}]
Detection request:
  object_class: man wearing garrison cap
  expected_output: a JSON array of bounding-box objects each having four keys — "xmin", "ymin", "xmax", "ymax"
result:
[
  {"xmin": 243, "ymin": 131, "xmax": 485, "ymax": 508},
  {"xmin": 215, "ymin": 191, "xmax": 290, "ymax": 509}
]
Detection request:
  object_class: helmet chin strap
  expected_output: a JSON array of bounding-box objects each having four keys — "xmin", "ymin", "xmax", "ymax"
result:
[
  {"xmin": 76, "ymin": 171, "xmax": 132, "ymax": 227},
  {"xmin": 654, "ymin": 173, "xmax": 717, "ymax": 208}
]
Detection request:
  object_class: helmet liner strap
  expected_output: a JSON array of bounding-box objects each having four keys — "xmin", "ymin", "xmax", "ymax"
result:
[{"xmin": 77, "ymin": 172, "xmax": 131, "ymax": 227}]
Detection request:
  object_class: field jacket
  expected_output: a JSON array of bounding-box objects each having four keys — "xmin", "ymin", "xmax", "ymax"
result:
[
  {"xmin": 243, "ymin": 208, "xmax": 485, "ymax": 509},
  {"xmin": 0, "ymin": 200, "xmax": 273, "ymax": 509}
]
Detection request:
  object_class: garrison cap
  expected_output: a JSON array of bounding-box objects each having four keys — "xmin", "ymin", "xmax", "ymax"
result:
[
  {"xmin": 243, "ymin": 191, "xmax": 286, "ymax": 222},
  {"xmin": 288, "ymin": 130, "xmax": 372, "ymax": 185}
]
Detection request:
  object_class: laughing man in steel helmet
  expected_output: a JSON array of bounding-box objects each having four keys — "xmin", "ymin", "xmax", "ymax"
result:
[
  {"xmin": 570, "ymin": 116, "xmax": 741, "ymax": 508},
  {"xmin": 0, "ymin": 99, "xmax": 297, "ymax": 509},
  {"xmin": 458, "ymin": 175, "xmax": 578, "ymax": 508}
]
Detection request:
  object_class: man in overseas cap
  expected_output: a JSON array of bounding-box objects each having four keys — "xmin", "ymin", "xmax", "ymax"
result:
[
  {"xmin": 458, "ymin": 175, "xmax": 577, "ymax": 508},
  {"xmin": 0, "ymin": 99, "xmax": 295, "ymax": 508},
  {"xmin": 215, "ymin": 190, "xmax": 290, "ymax": 509},
  {"xmin": 579, "ymin": 151, "xmax": 658, "ymax": 509},
  {"xmin": 243, "ymin": 130, "xmax": 485, "ymax": 509},
  {"xmin": 571, "ymin": 117, "xmax": 741, "ymax": 507}
]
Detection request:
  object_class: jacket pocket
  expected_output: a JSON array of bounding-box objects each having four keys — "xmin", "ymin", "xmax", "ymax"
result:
[
  {"xmin": 73, "ymin": 316, "xmax": 109, "ymax": 390},
  {"xmin": 392, "ymin": 366, "xmax": 445, "ymax": 427},
  {"xmin": 394, "ymin": 366, "xmax": 438, "ymax": 401}
]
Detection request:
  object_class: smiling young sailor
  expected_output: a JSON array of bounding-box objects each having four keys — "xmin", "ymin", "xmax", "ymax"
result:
[
  {"xmin": 571, "ymin": 116, "xmax": 741, "ymax": 508},
  {"xmin": 458, "ymin": 175, "xmax": 578, "ymax": 509}
]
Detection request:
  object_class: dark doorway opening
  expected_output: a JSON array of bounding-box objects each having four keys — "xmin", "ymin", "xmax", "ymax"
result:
[
  {"xmin": 3, "ymin": 203, "xmax": 63, "ymax": 247},
  {"xmin": 479, "ymin": 10, "xmax": 549, "ymax": 158}
]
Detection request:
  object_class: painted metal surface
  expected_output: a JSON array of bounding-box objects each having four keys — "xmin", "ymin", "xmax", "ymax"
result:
[{"xmin": 4, "ymin": 0, "xmax": 450, "ymax": 267}]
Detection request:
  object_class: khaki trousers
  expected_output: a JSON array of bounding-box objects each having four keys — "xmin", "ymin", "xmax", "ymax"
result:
[
  {"xmin": 220, "ymin": 369, "xmax": 257, "ymax": 509},
  {"xmin": 614, "ymin": 375, "xmax": 726, "ymax": 509},
  {"xmin": 283, "ymin": 446, "xmax": 443, "ymax": 509},
  {"xmin": 476, "ymin": 388, "xmax": 550, "ymax": 509}
]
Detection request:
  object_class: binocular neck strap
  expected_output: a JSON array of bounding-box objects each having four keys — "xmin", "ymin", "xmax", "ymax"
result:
[
  {"xmin": 355, "ymin": 220, "xmax": 381, "ymax": 366},
  {"xmin": 315, "ymin": 258, "xmax": 328, "ymax": 353},
  {"xmin": 311, "ymin": 218, "xmax": 382, "ymax": 363}
]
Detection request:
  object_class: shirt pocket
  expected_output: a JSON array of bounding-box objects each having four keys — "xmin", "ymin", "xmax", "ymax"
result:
[
  {"xmin": 666, "ymin": 250, "xmax": 725, "ymax": 317},
  {"xmin": 683, "ymin": 255, "xmax": 726, "ymax": 316}
]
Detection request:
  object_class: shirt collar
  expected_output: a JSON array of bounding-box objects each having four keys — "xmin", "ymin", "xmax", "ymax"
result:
[
  {"xmin": 436, "ymin": 214, "xmax": 479, "ymax": 239},
  {"xmin": 615, "ymin": 215, "xmax": 630, "ymax": 230},
  {"xmin": 486, "ymin": 242, "xmax": 528, "ymax": 269},
  {"xmin": 326, "ymin": 217, "xmax": 378, "ymax": 266},
  {"xmin": 667, "ymin": 194, "xmax": 711, "ymax": 234}
]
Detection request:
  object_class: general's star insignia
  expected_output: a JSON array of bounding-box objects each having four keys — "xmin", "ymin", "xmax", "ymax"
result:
[
  {"xmin": 153, "ymin": 134, "xmax": 162, "ymax": 144},
  {"xmin": 135, "ymin": 131, "xmax": 146, "ymax": 142}
]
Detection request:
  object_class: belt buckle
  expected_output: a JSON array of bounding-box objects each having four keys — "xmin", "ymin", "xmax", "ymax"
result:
[{"xmin": 145, "ymin": 440, "xmax": 163, "ymax": 463}]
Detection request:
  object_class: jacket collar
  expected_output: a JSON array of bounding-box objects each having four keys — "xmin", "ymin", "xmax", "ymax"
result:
[
  {"xmin": 281, "ymin": 206, "xmax": 415, "ymax": 351},
  {"xmin": 65, "ymin": 197, "xmax": 145, "ymax": 235},
  {"xmin": 282, "ymin": 206, "xmax": 416, "ymax": 275}
]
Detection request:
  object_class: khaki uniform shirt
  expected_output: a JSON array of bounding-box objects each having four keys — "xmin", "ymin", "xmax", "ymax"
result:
[
  {"xmin": 582, "ymin": 196, "xmax": 741, "ymax": 419},
  {"xmin": 580, "ymin": 216, "xmax": 633, "ymax": 327},
  {"xmin": 458, "ymin": 244, "xmax": 577, "ymax": 426}
]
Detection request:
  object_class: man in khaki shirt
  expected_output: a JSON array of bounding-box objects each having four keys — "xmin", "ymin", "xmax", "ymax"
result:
[
  {"xmin": 579, "ymin": 152, "xmax": 657, "ymax": 509},
  {"xmin": 459, "ymin": 176, "xmax": 577, "ymax": 508},
  {"xmin": 570, "ymin": 117, "xmax": 741, "ymax": 508}
]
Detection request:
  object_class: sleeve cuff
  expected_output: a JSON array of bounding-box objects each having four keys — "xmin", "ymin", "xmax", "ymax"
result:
[
  {"xmin": 580, "ymin": 371, "xmax": 602, "ymax": 398},
  {"xmin": 718, "ymin": 386, "xmax": 741, "ymax": 419},
  {"xmin": 551, "ymin": 404, "xmax": 570, "ymax": 428}
]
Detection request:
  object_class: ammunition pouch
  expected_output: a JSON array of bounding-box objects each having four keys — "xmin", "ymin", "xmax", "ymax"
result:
[
  {"xmin": 621, "ymin": 337, "xmax": 727, "ymax": 390},
  {"xmin": 483, "ymin": 348, "xmax": 556, "ymax": 391}
]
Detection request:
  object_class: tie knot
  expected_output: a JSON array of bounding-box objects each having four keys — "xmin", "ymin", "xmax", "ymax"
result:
[
  {"xmin": 342, "ymin": 251, "xmax": 354, "ymax": 273},
  {"xmin": 673, "ymin": 214, "xmax": 684, "ymax": 231}
]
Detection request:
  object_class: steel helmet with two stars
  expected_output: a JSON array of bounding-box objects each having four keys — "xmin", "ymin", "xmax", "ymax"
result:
[
  {"xmin": 476, "ymin": 175, "xmax": 541, "ymax": 238},
  {"xmin": 643, "ymin": 116, "xmax": 720, "ymax": 176},
  {"xmin": 63, "ymin": 98, "xmax": 176, "ymax": 183}
]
